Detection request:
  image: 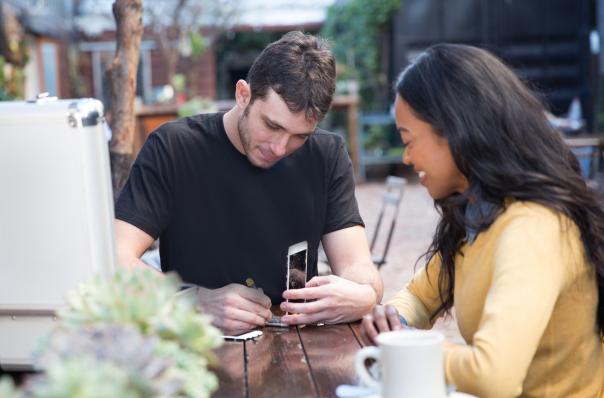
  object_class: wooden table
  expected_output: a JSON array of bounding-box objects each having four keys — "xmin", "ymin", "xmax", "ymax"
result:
[
  {"xmin": 1, "ymin": 322, "xmax": 366, "ymax": 397},
  {"xmin": 212, "ymin": 322, "xmax": 365, "ymax": 398}
]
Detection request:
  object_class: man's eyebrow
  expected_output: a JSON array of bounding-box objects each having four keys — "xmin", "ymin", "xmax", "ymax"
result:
[
  {"xmin": 262, "ymin": 115, "xmax": 285, "ymax": 130},
  {"xmin": 396, "ymin": 126, "xmax": 410, "ymax": 133},
  {"xmin": 262, "ymin": 114, "xmax": 315, "ymax": 136}
]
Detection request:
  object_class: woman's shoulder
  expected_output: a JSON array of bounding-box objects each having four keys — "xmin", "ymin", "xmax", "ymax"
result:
[
  {"xmin": 493, "ymin": 199, "xmax": 582, "ymax": 250},
  {"xmin": 500, "ymin": 200, "xmax": 566, "ymax": 224},
  {"xmin": 489, "ymin": 200, "xmax": 587, "ymax": 280},
  {"xmin": 490, "ymin": 200, "xmax": 580, "ymax": 241}
]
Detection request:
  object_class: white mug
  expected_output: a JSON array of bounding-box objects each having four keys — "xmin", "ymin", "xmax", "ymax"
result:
[{"xmin": 355, "ymin": 329, "xmax": 447, "ymax": 398}]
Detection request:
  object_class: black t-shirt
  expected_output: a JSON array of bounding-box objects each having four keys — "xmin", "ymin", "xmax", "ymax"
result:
[{"xmin": 116, "ymin": 112, "xmax": 363, "ymax": 303}]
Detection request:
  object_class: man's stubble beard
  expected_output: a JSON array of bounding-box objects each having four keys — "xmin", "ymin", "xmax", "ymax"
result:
[
  {"xmin": 237, "ymin": 107, "xmax": 272, "ymax": 168},
  {"xmin": 237, "ymin": 108, "xmax": 252, "ymax": 156}
]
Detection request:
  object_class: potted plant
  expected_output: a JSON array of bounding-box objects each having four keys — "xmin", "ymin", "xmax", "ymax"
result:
[{"xmin": 0, "ymin": 268, "xmax": 222, "ymax": 398}]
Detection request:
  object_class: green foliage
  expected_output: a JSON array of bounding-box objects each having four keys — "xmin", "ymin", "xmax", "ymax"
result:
[
  {"xmin": 0, "ymin": 268, "xmax": 222, "ymax": 398},
  {"xmin": 171, "ymin": 73, "xmax": 186, "ymax": 92},
  {"xmin": 364, "ymin": 124, "xmax": 390, "ymax": 150},
  {"xmin": 0, "ymin": 378, "xmax": 19, "ymax": 398},
  {"xmin": 215, "ymin": 31, "xmax": 285, "ymax": 55},
  {"xmin": 386, "ymin": 146, "xmax": 404, "ymax": 158},
  {"xmin": 30, "ymin": 355, "xmax": 153, "ymax": 398},
  {"xmin": 177, "ymin": 97, "xmax": 217, "ymax": 117},
  {"xmin": 321, "ymin": 0, "xmax": 402, "ymax": 110},
  {"xmin": 189, "ymin": 31, "xmax": 206, "ymax": 59},
  {"xmin": 0, "ymin": 56, "xmax": 4, "ymax": 88},
  {"xmin": 0, "ymin": 56, "xmax": 17, "ymax": 101},
  {"xmin": 58, "ymin": 269, "xmax": 222, "ymax": 362}
]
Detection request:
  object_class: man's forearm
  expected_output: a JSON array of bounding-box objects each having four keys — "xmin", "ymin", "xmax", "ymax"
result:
[{"xmin": 338, "ymin": 262, "xmax": 383, "ymax": 305}]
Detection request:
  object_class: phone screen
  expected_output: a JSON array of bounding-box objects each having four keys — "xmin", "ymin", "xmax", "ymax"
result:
[{"xmin": 287, "ymin": 248, "xmax": 307, "ymax": 303}]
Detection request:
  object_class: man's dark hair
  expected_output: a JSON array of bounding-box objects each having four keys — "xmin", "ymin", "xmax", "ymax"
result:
[{"xmin": 247, "ymin": 31, "xmax": 336, "ymax": 122}]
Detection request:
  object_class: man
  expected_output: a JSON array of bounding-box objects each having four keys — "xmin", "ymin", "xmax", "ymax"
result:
[{"xmin": 115, "ymin": 31, "xmax": 383, "ymax": 335}]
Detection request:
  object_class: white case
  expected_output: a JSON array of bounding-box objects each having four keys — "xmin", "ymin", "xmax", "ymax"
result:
[{"xmin": 0, "ymin": 97, "xmax": 116, "ymax": 370}]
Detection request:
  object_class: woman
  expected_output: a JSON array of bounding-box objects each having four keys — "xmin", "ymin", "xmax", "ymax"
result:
[{"xmin": 361, "ymin": 44, "xmax": 604, "ymax": 398}]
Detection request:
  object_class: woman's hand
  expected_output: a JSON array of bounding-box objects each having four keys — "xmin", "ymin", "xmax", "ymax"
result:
[{"xmin": 360, "ymin": 304, "xmax": 405, "ymax": 345}]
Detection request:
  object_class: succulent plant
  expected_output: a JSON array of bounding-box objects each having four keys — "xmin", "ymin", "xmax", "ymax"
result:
[
  {"xmin": 57, "ymin": 269, "xmax": 221, "ymax": 361},
  {"xmin": 0, "ymin": 268, "xmax": 222, "ymax": 398},
  {"xmin": 0, "ymin": 378, "xmax": 20, "ymax": 398}
]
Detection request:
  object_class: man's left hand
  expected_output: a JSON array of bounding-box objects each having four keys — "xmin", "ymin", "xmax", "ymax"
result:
[{"xmin": 279, "ymin": 275, "xmax": 378, "ymax": 325}]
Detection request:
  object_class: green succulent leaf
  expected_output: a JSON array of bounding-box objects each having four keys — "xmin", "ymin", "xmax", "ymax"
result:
[
  {"xmin": 24, "ymin": 268, "xmax": 223, "ymax": 398},
  {"xmin": 0, "ymin": 377, "xmax": 20, "ymax": 398}
]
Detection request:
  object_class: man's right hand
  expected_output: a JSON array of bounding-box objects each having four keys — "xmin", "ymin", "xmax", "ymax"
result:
[{"xmin": 196, "ymin": 283, "xmax": 272, "ymax": 336}]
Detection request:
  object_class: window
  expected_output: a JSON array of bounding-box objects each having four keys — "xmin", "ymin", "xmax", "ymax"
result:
[{"xmin": 40, "ymin": 42, "xmax": 58, "ymax": 96}]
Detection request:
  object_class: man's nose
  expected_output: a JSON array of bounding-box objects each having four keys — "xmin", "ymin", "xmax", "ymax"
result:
[{"xmin": 270, "ymin": 134, "xmax": 289, "ymax": 157}]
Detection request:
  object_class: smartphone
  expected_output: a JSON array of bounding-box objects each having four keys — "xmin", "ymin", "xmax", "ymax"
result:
[
  {"xmin": 265, "ymin": 241, "xmax": 308, "ymax": 327},
  {"xmin": 286, "ymin": 241, "xmax": 308, "ymax": 304}
]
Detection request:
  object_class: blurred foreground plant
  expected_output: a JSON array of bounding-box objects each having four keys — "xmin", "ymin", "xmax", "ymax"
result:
[{"xmin": 0, "ymin": 268, "xmax": 222, "ymax": 398}]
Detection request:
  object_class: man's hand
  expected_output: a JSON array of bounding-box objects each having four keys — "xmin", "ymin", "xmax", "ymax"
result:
[
  {"xmin": 279, "ymin": 275, "xmax": 378, "ymax": 325},
  {"xmin": 197, "ymin": 284, "xmax": 272, "ymax": 336},
  {"xmin": 360, "ymin": 305, "xmax": 405, "ymax": 345}
]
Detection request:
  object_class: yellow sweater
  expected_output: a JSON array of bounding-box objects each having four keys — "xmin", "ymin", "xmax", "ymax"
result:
[{"xmin": 387, "ymin": 201, "xmax": 604, "ymax": 398}]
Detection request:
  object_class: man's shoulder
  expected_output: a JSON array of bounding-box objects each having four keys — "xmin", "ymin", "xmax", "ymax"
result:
[
  {"xmin": 151, "ymin": 112, "xmax": 223, "ymax": 144},
  {"xmin": 306, "ymin": 128, "xmax": 345, "ymax": 156},
  {"xmin": 310, "ymin": 128, "xmax": 344, "ymax": 144}
]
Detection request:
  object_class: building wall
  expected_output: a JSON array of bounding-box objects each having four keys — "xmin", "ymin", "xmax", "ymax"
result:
[{"xmin": 80, "ymin": 28, "xmax": 217, "ymax": 104}]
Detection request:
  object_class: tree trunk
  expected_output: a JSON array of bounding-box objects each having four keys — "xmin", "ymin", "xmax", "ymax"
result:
[{"xmin": 108, "ymin": 0, "xmax": 143, "ymax": 202}]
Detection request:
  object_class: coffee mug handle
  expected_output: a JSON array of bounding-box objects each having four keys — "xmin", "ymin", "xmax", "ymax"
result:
[{"xmin": 354, "ymin": 346, "xmax": 381, "ymax": 391}]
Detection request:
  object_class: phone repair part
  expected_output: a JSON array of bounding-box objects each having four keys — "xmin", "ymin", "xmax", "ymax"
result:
[
  {"xmin": 222, "ymin": 330, "xmax": 263, "ymax": 341},
  {"xmin": 265, "ymin": 314, "xmax": 289, "ymax": 328}
]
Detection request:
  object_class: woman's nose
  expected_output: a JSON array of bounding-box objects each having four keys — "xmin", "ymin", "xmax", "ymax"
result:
[{"xmin": 401, "ymin": 147, "xmax": 411, "ymax": 165}]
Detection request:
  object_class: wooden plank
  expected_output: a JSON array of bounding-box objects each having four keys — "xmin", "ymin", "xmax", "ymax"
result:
[
  {"xmin": 211, "ymin": 341, "xmax": 246, "ymax": 398},
  {"xmin": 331, "ymin": 94, "xmax": 360, "ymax": 178},
  {"xmin": 298, "ymin": 323, "xmax": 362, "ymax": 398},
  {"xmin": 349, "ymin": 321, "xmax": 367, "ymax": 347},
  {"xmin": 247, "ymin": 327, "xmax": 316, "ymax": 398}
]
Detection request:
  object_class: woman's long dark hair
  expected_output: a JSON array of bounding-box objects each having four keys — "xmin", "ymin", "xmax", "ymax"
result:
[{"xmin": 396, "ymin": 43, "xmax": 604, "ymax": 338}]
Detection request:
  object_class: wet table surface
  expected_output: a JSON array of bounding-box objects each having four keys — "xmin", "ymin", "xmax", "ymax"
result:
[{"xmin": 211, "ymin": 321, "xmax": 365, "ymax": 398}]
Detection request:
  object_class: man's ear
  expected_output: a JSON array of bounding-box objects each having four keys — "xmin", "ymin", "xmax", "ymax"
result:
[{"xmin": 235, "ymin": 80, "xmax": 251, "ymax": 110}]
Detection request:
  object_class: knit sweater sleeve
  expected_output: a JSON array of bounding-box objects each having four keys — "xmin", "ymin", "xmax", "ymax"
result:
[
  {"xmin": 444, "ymin": 209, "xmax": 568, "ymax": 398},
  {"xmin": 385, "ymin": 255, "xmax": 446, "ymax": 329}
]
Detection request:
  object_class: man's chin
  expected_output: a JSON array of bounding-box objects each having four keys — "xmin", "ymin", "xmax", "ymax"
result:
[{"xmin": 248, "ymin": 155, "xmax": 278, "ymax": 169}]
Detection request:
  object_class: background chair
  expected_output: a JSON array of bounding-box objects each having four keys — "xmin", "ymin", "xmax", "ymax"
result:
[
  {"xmin": 317, "ymin": 176, "xmax": 406, "ymax": 275},
  {"xmin": 370, "ymin": 176, "xmax": 406, "ymax": 268}
]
